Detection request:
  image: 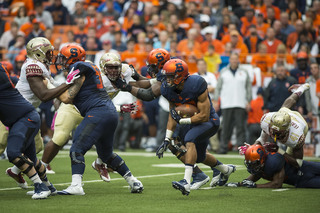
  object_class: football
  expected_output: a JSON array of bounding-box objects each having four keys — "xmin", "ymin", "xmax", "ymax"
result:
[{"xmin": 175, "ymin": 104, "xmax": 199, "ymax": 118}]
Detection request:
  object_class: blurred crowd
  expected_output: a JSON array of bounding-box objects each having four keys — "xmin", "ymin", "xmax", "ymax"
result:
[{"xmin": 0, "ymin": 0, "xmax": 320, "ymax": 155}]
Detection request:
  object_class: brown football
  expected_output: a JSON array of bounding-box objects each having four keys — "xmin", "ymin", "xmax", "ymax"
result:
[{"xmin": 175, "ymin": 104, "xmax": 199, "ymax": 118}]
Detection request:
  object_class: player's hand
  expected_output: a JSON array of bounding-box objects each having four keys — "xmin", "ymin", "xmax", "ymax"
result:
[
  {"xmin": 238, "ymin": 142, "xmax": 250, "ymax": 155},
  {"xmin": 130, "ymin": 64, "xmax": 141, "ymax": 81},
  {"xmin": 241, "ymin": 179, "xmax": 257, "ymax": 188},
  {"xmin": 263, "ymin": 142, "xmax": 279, "ymax": 153},
  {"xmin": 120, "ymin": 103, "xmax": 137, "ymax": 113},
  {"xmin": 113, "ymin": 78, "xmax": 132, "ymax": 92},
  {"xmin": 170, "ymin": 108, "xmax": 181, "ymax": 123},
  {"xmin": 66, "ymin": 67, "xmax": 80, "ymax": 85},
  {"xmin": 156, "ymin": 138, "xmax": 170, "ymax": 159}
]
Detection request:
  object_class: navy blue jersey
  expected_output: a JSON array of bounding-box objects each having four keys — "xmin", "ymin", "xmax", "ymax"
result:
[
  {"xmin": 262, "ymin": 152, "xmax": 300, "ymax": 186},
  {"xmin": 70, "ymin": 61, "xmax": 111, "ymax": 116},
  {"xmin": 156, "ymin": 71, "xmax": 166, "ymax": 82},
  {"xmin": 0, "ymin": 64, "xmax": 35, "ymax": 127},
  {"xmin": 161, "ymin": 75, "xmax": 216, "ymax": 118}
]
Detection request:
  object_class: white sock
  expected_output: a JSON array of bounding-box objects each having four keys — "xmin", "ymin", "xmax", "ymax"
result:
[
  {"xmin": 71, "ymin": 174, "xmax": 82, "ymax": 186},
  {"xmin": 184, "ymin": 164, "xmax": 193, "ymax": 184},
  {"xmin": 124, "ymin": 173, "xmax": 135, "ymax": 184},
  {"xmin": 215, "ymin": 164, "xmax": 229, "ymax": 174},
  {"xmin": 30, "ymin": 174, "xmax": 42, "ymax": 184},
  {"xmin": 11, "ymin": 165, "xmax": 21, "ymax": 175},
  {"xmin": 96, "ymin": 158, "xmax": 103, "ymax": 165}
]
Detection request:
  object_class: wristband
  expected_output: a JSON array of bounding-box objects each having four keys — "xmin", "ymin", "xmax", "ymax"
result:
[
  {"xmin": 115, "ymin": 105, "xmax": 121, "ymax": 112},
  {"xmin": 179, "ymin": 118, "xmax": 192, "ymax": 124},
  {"xmin": 165, "ymin": 129, "xmax": 174, "ymax": 139},
  {"xmin": 150, "ymin": 78, "xmax": 158, "ymax": 85}
]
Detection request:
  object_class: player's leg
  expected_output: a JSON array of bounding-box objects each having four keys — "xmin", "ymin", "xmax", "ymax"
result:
[
  {"xmin": 0, "ymin": 121, "xmax": 8, "ymax": 155},
  {"xmin": 296, "ymin": 161, "xmax": 320, "ymax": 188},
  {"xmin": 7, "ymin": 111, "xmax": 50, "ymax": 199},
  {"xmin": 41, "ymin": 104, "xmax": 83, "ymax": 173},
  {"xmin": 219, "ymin": 108, "xmax": 234, "ymax": 154}
]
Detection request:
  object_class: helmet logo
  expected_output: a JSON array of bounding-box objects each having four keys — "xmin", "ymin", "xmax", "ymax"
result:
[
  {"xmin": 257, "ymin": 148, "xmax": 264, "ymax": 159},
  {"xmin": 70, "ymin": 48, "xmax": 78, "ymax": 57},
  {"xmin": 155, "ymin": 53, "xmax": 164, "ymax": 62},
  {"xmin": 175, "ymin": 63, "xmax": 184, "ymax": 72}
]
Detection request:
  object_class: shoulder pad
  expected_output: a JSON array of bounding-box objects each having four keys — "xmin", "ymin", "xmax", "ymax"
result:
[{"xmin": 26, "ymin": 64, "xmax": 43, "ymax": 78}]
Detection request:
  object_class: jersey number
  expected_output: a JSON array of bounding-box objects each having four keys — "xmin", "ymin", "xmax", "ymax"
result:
[{"xmin": 90, "ymin": 64, "xmax": 103, "ymax": 89}]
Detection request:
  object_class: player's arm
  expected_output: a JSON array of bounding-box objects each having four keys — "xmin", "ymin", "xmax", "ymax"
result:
[
  {"xmin": 254, "ymin": 130, "xmax": 269, "ymax": 145},
  {"xmin": 191, "ymin": 89, "xmax": 210, "ymax": 123},
  {"xmin": 255, "ymin": 168, "xmax": 285, "ymax": 188},
  {"xmin": 167, "ymin": 101, "xmax": 177, "ymax": 132},
  {"xmin": 131, "ymin": 79, "xmax": 152, "ymax": 88},
  {"xmin": 283, "ymin": 83, "xmax": 310, "ymax": 109},
  {"xmin": 28, "ymin": 76, "xmax": 71, "ymax": 102},
  {"xmin": 59, "ymin": 76, "xmax": 85, "ymax": 104}
]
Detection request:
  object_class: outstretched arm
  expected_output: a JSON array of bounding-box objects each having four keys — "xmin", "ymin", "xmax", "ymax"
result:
[
  {"xmin": 59, "ymin": 76, "xmax": 85, "ymax": 104},
  {"xmin": 282, "ymin": 83, "xmax": 310, "ymax": 109}
]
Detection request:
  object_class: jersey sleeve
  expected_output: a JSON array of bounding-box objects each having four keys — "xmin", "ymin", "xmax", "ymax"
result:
[
  {"xmin": 196, "ymin": 76, "xmax": 208, "ymax": 96},
  {"xmin": 25, "ymin": 64, "xmax": 43, "ymax": 78}
]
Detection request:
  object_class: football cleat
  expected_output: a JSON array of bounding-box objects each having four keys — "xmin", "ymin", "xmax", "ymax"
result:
[
  {"xmin": 46, "ymin": 164, "xmax": 55, "ymax": 174},
  {"xmin": 27, "ymin": 183, "xmax": 57, "ymax": 196},
  {"xmin": 31, "ymin": 182, "xmax": 51, "ymax": 199},
  {"xmin": 6, "ymin": 168, "xmax": 28, "ymax": 189},
  {"xmin": 172, "ymin": 179, "xmax": 190, "ymax": 196},
  {"xmin": 217, "ymin": 165, "xmax": 236, "ymax": 186},
  {"xmin": 91, "ymin": 160, "xmax": 110, "ymax": 182},
  {"xmin": 57, "ymin": 184, "xmax": 85, "ymax": 195},
  {"xmin": 190, "ymin": 172, "xmax": 210, "ymax": 190},
  {"xmin": 128, "ymin": 177, "xmax": 144, "ymax": 193},
  {"xmin": 210, "ymin": 168, "xmax": 221, "ymax": 187}
]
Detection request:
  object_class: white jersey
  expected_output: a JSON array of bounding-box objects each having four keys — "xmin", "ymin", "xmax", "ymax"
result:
[
  {"xmin": 260, "ymin": 107, "xmax": 308, "ymax": 148},
  {"xmin": 102, "ymin": 63, "xmax": 133, "ymax": 99},
  {"xmin": 16, "ymin": 57, "xmax": 57, "ymax": 108}
]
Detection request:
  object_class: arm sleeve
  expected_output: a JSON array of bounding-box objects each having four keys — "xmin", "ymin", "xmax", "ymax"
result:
[{"xmin": 26, "ymin": 64, "xmax": 43, "ymax": 78}]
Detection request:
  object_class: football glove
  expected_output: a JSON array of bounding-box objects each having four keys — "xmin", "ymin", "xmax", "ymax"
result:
[
  {"xmin": 66, "ymin": 67, "xmax": 81, "ymax": 85},
  {"xmin": 225, "ymin": 182, "xmax": 240, "ymax": 187},
  {"xmin": 170, "ymin": 108, "xmax": 181, "ymax": 123},
  {"xmin": 238, "ymin": 142, "xmax": 250, "ymax": 155},
  {"xmin": 241, "ymin": 179, "xmax": 257, "ymax": 188},
  {"xmin": 113, "ymin": 78, "xmax": 132, "ymax": 92},
  {"xmin": 120, "ymin": 103, "xmax": 137, "ymax": 113},
  {"xmin": 156, "ymin": 138, "xmax": 170, "ymax": 159},
  {"xmin": 263, "ymin": 142, "xmax": 279, "ymax": 153},
  {"xmin": 130, "ymin": 64, "xmax": 142, "ymax": 81}
]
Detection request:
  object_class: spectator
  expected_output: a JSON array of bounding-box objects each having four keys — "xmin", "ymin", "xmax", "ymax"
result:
[
  {"xmin": 206, "ymin": 0, "xmax": 224, "ymax": 28},
  {"xmin": 9, "ymin": 0, "xmax": 34, "ymax": 16},
  {"xmin": 35, "ymin": 2, "xmax": 53, "ymax": 29},
  {"xmin": 264, "ymin": 65, "xmax": 297, "ymax": 112},
  {"xmin": 240, "ymin": 8, "xmax": 257, "ymax": 37},
  {"xmin": 260, "ymin": 0, "xmax": 281, "ymax": 20},
  {"xmin": 203, "ymin": 45, "xmax": 222, "ymax": 74},
  {"xmin": 286, "ymin": 20, "xmax": 304, "ymax": 52},
  {"xmin": 150, "ymin": 13, "xmax": 166, "ymax": 34},
  {"xmin": 244, "ymin": 25, "xmax": 263, "ymax": 53},
  {"xmin": 246, "ymin": 87, "xmax": 264, "ymax": 145},
  {"xmin": 95, "ymin": 12, "xmax": 109, "ymax": 39},
  {"xmin": 121, "ymin": 7, "xmax": 135, "ymax": 33},
  {"xmin": 122, "ymin": 0, "xmax": 144, "ymax": 16},
  {"xmin": 229, "ymin": 30, "xmax": 248, "ymax": 63},
  {"xmin": 134, "ymin": 32, "xmax": 147, "ymax": 53},
  {"xmin": 112, "ymin": 31, "xmax": 127, "ymax": 52},
  {"xmin": 273, "ymin": 20, "xmax": 287, "ymax": 45},
  {"xmin": 290, "ymin": 51, "xmax": 311, "ymax": 84},
  {"xmin": 290, "ymin": 30, "xmax": 318, "ymax": 56},
  {"xmin": 194, "ymin": 59, "xmax": 217, "ymax": 99},
  {"xmin": 71, "ymin": 1, "xmax": 87, "ymax": 24},
  {"xmin": 261, "ymin": 27, "xmax": 283, "ymax": 54},
  {"xmin": 100, "ymin": 21, "xmax": 124, "ymax": 44},
  {"xmin": 45, "ymin": 0, "xmax": 71, "ymax": 25},
  {"xmin": 251, "ymin": 43, "xmax": 273, "ymax": 74},
  {"xmin": 74, "ymin": 18, "xmax": 88, "ymax": 45},
  {"xmin": 177, "ymin": 4, "xmax": 194, "ymax": 32},
  {"xmin": 265, "ymin": 6, "xmax": 276, "ymax": 26},
  {"xmin": 233, "ymin": 0, "xmax": 252, "ymax": 19},
  {"xmin": 272, "ymin": 44, "xmax": 295, "ymax": 71},
  {"xmin": 200, "ymin": 26, "xmax": 225, "ymax": 54},
  {"xmin": 121, "ymin": 39, "xmax": 140, "ymax": 69},
  {"xmin": 256, "ymin": 13, "xmax": 270, "ymax": 39},
  {"xmin": 127, "ymin": 14, "xmax": 146, "ymax": 42},
  {"xmin": 279, "ymin": 12, "xmax": 296, "ymax": 37},
  {"xmin": 217, "ymin": 14, "xmax": 232, "ymax": 41},
  {"xmin": 213, "ymin": 53, "xmax": 252, "ymax": 154},
  {"xmin": 19, "ymin": 10, "xmax": 46, "ymax": 37},
  {"xmin": 6, "ymin": 35, "xmax": 26, "ymax": 65},
  {"xmin": 94, "ymin": 40, "xmax": 119, "ymax": 66},
  {"xmin": 305, "ymin": 61, "xmax": 320, "ymax": 121},
  {"xmin": 98, "ymin": 0, "xmax": 120, "ymax": 21},
  {"xmin": 85, "ymin": 5, "xmax": 97, "ymax": 28},
  {"xmin": 286, "ymin": 0, "xmax": 302, "ymax": 20},
  {"xmin": 153, "ymin": 30, "xmax": 170, "ymax": 51},
  {"xmin": 168, "ymin": 14, "xmax": 186, "ymax": 42},
  {"xmin": 26, "ymin": 19, "xmax": 45, "ymax": 43},
  {"xmin": 13, "ymin": 6, "xmax": 29, "ymax": 27},
  {"xmin": 221, "ymin": 23, "xmax": 243, "ymax": 45},
  {"xmin": 0, "ymin": 22, "xmax": 24, "ymax": 50},
  {"xmin": 288, "ymin": 10, "xmax": 299, "ymax": 25},
  {"xmin": 84, "ymin": 37, "xmax": 99, "ymax": 62},
  {"xmin": 219, "ymin": 42, "xmax": 232, "ymax": 70}
]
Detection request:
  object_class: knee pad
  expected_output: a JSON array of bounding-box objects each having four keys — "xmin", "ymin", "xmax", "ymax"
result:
[
  {"xmin": 35, "ymin": 160, "xmax": 46, "ymax": 177},
  {"xmin": 106, "ymin": 153, "xmax": 125, "ymax": 171},
  {"xmin": 70, "ymin": 152, "xmax": 85, "ymax": 165},
  {"xmin": 11, "ymin": 155, "xmax": 34, "ymax": 174}
]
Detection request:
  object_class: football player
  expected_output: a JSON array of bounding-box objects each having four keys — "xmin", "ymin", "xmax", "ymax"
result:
[
  {"xmin": 40, "ymin": 52, "xmax": 136, "ymax": 184},
  {"xmin": 239, "ymin": 83, "xmax": 310, "ymax": 168},
  {"xmin": 0, "ymin": 63, "xmax": 56, "ymax": 199},
  {"xmin": 54, "ymin": 44, "xmax": 143, "ymax": 195},
  {"xmin": 5, "ymin": 37, "xmax": 79, "ymax": 191},
  {"xmin": 155, "ymin": 58, "xmax": 236, "ymax": 195},
  {"xmin": 229, "ymin": 144, "xmax": 320, "ymax": 188},
  {"xmin": 114, "ymin": 48, "xmax": 212, "ymax": 190}
]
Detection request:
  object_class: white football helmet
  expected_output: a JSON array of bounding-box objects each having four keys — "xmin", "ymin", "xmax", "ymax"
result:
[
  {"xmin": 99, "ymin": 53, "xmax": 121, "ymax": 81},
  {"xmin": 26, "ymin": 37, "xmax": 54, "ymax": 66}
]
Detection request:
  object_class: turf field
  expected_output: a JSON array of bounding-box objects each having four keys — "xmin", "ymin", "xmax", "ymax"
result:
[{"xmin": 0, "ymin": 150, "xmax": 320, "ymax": 213}]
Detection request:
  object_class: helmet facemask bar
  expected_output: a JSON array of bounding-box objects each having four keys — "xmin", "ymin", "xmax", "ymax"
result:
[
  {"xmin": 147, "ymin": 63, "xmax": 159, "ymax": 78},
  {"xmin": 55, "ymin": 53, "xmax": 69, "ymax": 73},
  {"xmin": 245, "ymin": 160, "xmax": 264, "ymax": 175},
  {"xmin": 269, "ymin": 127, "xmax": 289, "ymax": 142}
]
